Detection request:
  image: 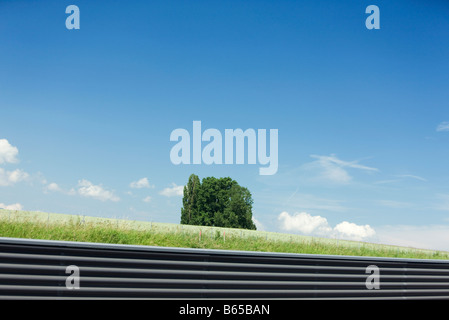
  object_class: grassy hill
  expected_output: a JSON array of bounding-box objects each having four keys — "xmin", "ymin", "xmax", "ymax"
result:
[{"xmin": 1, "ymin": 209, "xmax": 448, "ymax": 260}]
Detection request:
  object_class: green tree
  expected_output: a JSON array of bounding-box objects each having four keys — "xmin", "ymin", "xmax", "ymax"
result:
[
  {"xmin": 180, "ymin": 174, "xmax": 256, "ymax": 230},
  {"xmin": 228, "ymin": 184, "xmax": 255, "ymax": 230},
  {"xmin": 180, "ymin": 174, "xmax": 201, "ymax": 225}
]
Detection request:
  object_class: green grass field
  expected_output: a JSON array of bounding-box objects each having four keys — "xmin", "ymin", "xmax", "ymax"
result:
[{"xmin": 1, "ymin": 209, "xmax": 448, "ymax": 260}]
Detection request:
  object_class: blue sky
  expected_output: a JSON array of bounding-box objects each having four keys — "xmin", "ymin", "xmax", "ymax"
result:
[{"xmin": 1, "ymin": 0, "xmax": 449, "ymax": 250}]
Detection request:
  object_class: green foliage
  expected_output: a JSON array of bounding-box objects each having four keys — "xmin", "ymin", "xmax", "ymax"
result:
[
  {"xmin": 180, "ymin": 174, "xmax": 201, "ymax": 225},
  {"xmin": 180, "ymin": 174, "xmax": 256, "ymax": 230}
]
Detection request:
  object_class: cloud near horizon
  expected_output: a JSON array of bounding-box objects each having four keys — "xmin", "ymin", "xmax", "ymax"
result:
[
  {"xmin": 376, "ymin": 225, "xmax": 449, "ymax": 252},
  {"xmin": 278, "ymin": 211, "xmax": 376, "ymax": 241},
  {"xmin": 0, "ymin": 202, "xmax": 23, "ymax": 210}
]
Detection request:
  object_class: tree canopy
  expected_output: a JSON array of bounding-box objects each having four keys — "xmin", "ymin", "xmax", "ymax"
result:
[{"xmin": 181, "ymin": 174, "xmax": 256, "ymax": 230}]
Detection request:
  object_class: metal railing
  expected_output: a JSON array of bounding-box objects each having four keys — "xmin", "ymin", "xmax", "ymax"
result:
[{"xmin": 0, "ymin": 237, "xmax": 448, "ymax": 299}]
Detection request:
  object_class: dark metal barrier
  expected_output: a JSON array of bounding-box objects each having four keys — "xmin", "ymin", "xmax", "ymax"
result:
[{"xmin": 0, "ymin": 237, "xmax": 448, "ymax": 300}]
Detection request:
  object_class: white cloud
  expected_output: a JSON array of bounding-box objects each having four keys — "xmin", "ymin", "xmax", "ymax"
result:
[
  {"xmin": 77, "ymin": 179, "xmax": 120, "ymax": 202},
  {"xmin": 333, "ymin": 221, "xmax": 376, "ymax": 242},
  {"xmin": 142, "ymin": 196, "xmax": 152, "ymax": 203},
  {"xmin": 304, "ymin": 154, "xmax": 378, "ymax": 184},
  {"xmin": 159, "ymin": 183, "xmax": 184, "ymax": 197},
  {"xmin": 0, "ymin": 139, "xmax": 19, "ymax": 164},
  {"xmin": 0, "ymin": 202, "xmax": 23, "ymax": 210},
  {"xmin": 130, "ymin": 177, "xmax": 153, "ymax": 189},
  {"xmin": 0, "ymin": 140, "xmax": 29, "ymax": 187},
  {"xmin": 278, "ymin": 211, "xmax": 332, "ymax": 236},
  {"xmin": 0, "ymin": 168, "xmax": 29, "ymax": 186},
  {"xmin": 45, "ymin": 182, "xmax": 62, "ymax": 193},
  {"xmin": 7, "ymin": 169, "xmax": 29, "ymax": 183},
  {"xmin": 278, "ymin": 211, "xmax": 376, "ymax": 241},
  {"xmin": 436, "ymin": 121, "xmax": 449, "ymax": 132}
]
